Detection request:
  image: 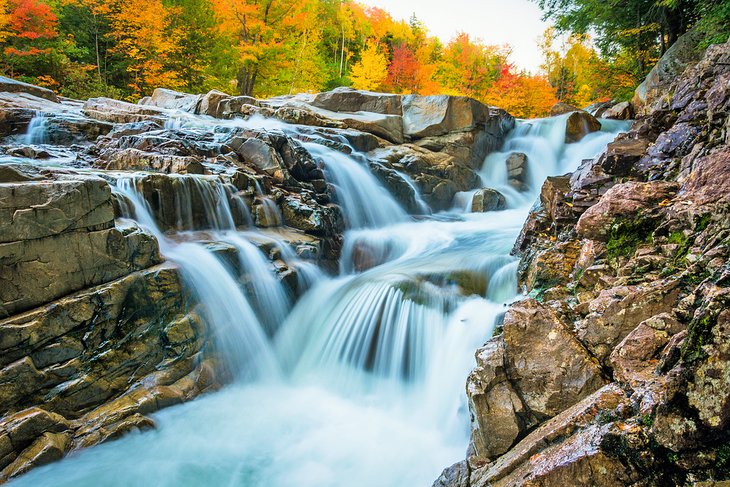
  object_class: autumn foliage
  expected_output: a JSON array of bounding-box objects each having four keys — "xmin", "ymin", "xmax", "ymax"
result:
[{"xmin": 0, "ymin": 0, "xmax": 645, "ymax": 118}]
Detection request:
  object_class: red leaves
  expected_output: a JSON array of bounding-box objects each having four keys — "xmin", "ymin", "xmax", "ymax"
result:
[{"xmin": 7, "ymin": 0, "xmax": 57, "ymax": 40}]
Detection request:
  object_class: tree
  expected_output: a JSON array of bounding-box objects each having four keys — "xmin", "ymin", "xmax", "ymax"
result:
[
  {"xmin": 350, "ymin": 39, "xmax": 387, "ymax": 91},
  {"xmin": 2, "ymin": 0, "xmax": 57, "ymax": 59},
  {"xmin": 484, "ymin": 64, "xmax": 558, "ymax": 118},
  {"xmin": 435, "ymin": 33, "xmax": 505, "ymax": 99}
]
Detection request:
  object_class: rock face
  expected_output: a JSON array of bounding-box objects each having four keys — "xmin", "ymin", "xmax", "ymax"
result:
[{"xmin": 438, "ymin": 39, "xmax": 730, "ymax": 487}]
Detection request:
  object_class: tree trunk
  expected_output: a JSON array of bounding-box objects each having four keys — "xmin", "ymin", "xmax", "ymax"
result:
[{"xmin": 237, "ymin": 66, "xmax": 258, "ymax": 97}]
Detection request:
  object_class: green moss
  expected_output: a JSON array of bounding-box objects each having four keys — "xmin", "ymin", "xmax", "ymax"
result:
[
  {"xmin": 694, "ymin": 214, "xmax": 712, "ymax": 232},
  {"xmin": 681, "ymin": 312, "xmax": 716, "ymax": 364},
  {"xmin": 640, "ymin": 414, "xmax": 655, "ymax": 428},
  {"xmin": 605, "ymin": 217, "xmax": 656, "ymax": 262},
  {"xmin": 718, "ymin": 443, "xmax": 730, "ymax": 469}
]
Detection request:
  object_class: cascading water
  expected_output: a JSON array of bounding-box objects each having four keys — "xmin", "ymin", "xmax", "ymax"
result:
[
  {"xmin": 24, "ymin": 112, "xmax": 50, "ymax": 145},
  {"xmin": 10, "ymin": 114, "xmax": 629, "ymax": 487}
]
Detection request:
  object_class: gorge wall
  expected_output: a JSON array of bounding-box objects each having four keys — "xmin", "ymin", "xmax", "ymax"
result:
[{"xmin": 435, "ymin": 38, "xmax": 730, "ymax": 487}]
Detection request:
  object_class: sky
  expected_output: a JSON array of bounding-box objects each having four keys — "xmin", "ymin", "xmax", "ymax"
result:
[{"xmin": 357, "ymin": 0, "xmax": 552, "ymax": 73}]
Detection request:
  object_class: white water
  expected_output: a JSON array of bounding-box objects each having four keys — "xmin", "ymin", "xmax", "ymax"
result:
[
  {"xmin": 24, "ymin": 112, "xmax": 50, "ymax": 145},
  {"xmin": 9, "ymin": 115, "xmax": 628, "ymax": 487}
]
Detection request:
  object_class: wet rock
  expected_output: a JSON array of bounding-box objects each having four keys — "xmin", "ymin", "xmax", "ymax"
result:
[
  {"xmin": 402, "ymin": 95, "xmax": 502, "ymax": 139},
  {"xmin": 0, "ymin": 76, "xmax": 59, "ymax": 103},
  {"xmin": 471, "ymin": 385, "xmax": 632, "ymax": 487},
  {"xmin": 97, "ymin": 148, "xmax": 205, "ymax": 174},
  {"xmin": 576, "ymin": 181, "xmax": 678, "ymax": 241},
  {"xmin": 0, "ymin": 432, "xmax": 70, "ymax": 481},
  {"xmin": 599, "ymin": 137, "xmax": 651, "ymax": 176},
  {"xmin": 565, "ymin": 111, "xmax": 602, "ymax": 143},
  {"xmin": 83, "ymin": 97, "xmax": 166, "ymax": 124},
  {"xmin": 2, "ymin": 408, "xmax": 72, "ymax": 449},
  {"xmin": 432, "ymin": 460, "xmax": 470, "ymax": 487},
  {"xmin": 310, "ymin": 87, "xmax": 402, "ymax": 115},
  {"xmin": 471, "ymin": 188, "xmax": 506, "ymax": 212},
  {"xmin": 197, "ymin": 90, "xmax": 231, "ymax": 117},
  {"xmin": 550, "ymin": 102, "xmax": 580, "ymax": 116},
  {"xmin": 603, "ymin": 101, "xmax": 634, "ymax": 120},
  {"xmin": 633, "ymin": 27, "xmax": 705, "ymax": 115},
  {"xmin": 506, "ymin": 152, "xmax": 528, "ymax": 191}
]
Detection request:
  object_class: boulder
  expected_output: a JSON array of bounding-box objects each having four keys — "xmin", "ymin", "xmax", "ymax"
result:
[
  {"xmin": 0, "ymin": 178, "xmax": 114, "ymax": 243},
  {"xmin": 550, "ymin": 102, "xmax": 580, "ymax": 116},
  {"xmin": 565, "ymin": 111, "xmax": 602, "ymax": 143},
  {"xmin": 471, "ymin": 188, "xmax": 506, "ymax": 212},
  {"xmin": 0, "ymin": 432, "xmax": 70, "ymax": 481},
  {"xmin": 576, "ymin": 181, "xmax": 678, "ymax": 241},
  {"xmin": 603, "ymin": 101, "xmax": 634, "ymax": 120},
  {"xmin": 310, "ymin": 87, "xmax": 402, "ymax": 115},
  {"xmin": 197, "ymin": 90, "xmax": 231, "ymax": 117},
  {"xmin": 0, "ymin": 76, "xmax": 59, "ymax": 103},
  {"xmin": 141, "ymin": 88, "xmax": 200, "ymax": 112},
  {"xmin": 83, "ymin": 98, "xmax": 166, "ymax": 124},
  {"xmin": 502, "ymin": 300, "xmax": 606, "ymax": 419},
  {"xmin": 506, "ymin": 152, "xmax": 528, "ymax": 191},
  {"xmin": 679, "ymin": 147, "xmax": 730, "ymax": 205},
  {"xmin": 402, "ymin": 95, "xmax": 493, "ymax": 139}
]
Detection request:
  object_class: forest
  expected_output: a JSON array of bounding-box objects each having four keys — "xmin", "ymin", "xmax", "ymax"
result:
[{"xmin": 0, "ymin": 0, "xmax": 727, "ymax": 117}]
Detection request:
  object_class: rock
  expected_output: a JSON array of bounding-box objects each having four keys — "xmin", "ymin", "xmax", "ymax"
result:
[
  {"xmin": 506, "ymin": 152, "xmax": 528, "ymax": 191},
  {"xmin": 0, "ymin": 177, "xmax": 114, "ymax": 243},
  {"xmin": 576, "ymin": 181, "xmax": 678, "ymax": 241},
  {"xmin": 402, "ymin": 95, "xmax": 502, "ymax": 139},
  {"xmin": 217, "ymin": 95, "xmax": 259, "ymax": 118},
  {"xmin": 603, "ymin": 101, "xmax": 634, "ymax": 120},
  {"xmin": 599, "ymin": 137, "xmax": 651, "ymax": 176},
  {"xmin": 141, "ymin": 88, "xmax": 200, "ymax": 112},
  {"xmin": 502, "ymin": 300, "xmax": 606, "ymax": 419},
  {"xmin": 310, "ymin": 87, "xmax": 402, "ymax": 115},
  {"xmin": 0, "ymin": 432, "xmax": 70, "ymax": 480},
  {"xmin": 633, "ymin": 27, "xmax": 705, "ymax": 115},
  {"xmin": 97, "ymin": 148, "xmax": 205, "ymax": 174},
  {"xmin": 471, "ymin": 188, "xmax": 506, "ymax": 212},
  {"xmin": 680, "ymin": 147, "xmax": 730, "ymax": 205},
  {"xmin": 608, "ymin": 313, "xmax": 684, "ymax": 386},
  {"xmin": 576, "ymin": 280, "xmax": 681, "ymax": 363},
  {"xmin": 83, "ymin": 97, "xmax": 166, "ymax": 124},
  {"xmin": 565, "ymin": 111, "xmax": 602, "ymax": 143},
  {"xmin": 471, "ymin": 385, "xmax": 633, "ymax": 487},
  {"xmin": 0, "ymin": 76, "xmax": 59, "ymax": 103},
  {"xmin": 432, "ymin": 460, "xmax": 470, "ymax": 487},
  {"xmin": 468, "ymin": 337, "xmax": 528, "ymax": 460},
  {"xmin": 281, "ymin": 194, "xmax": 341, "ymax": 236},
  {"xmin": 197, "ymin": 90, "xmax": 231, "ymax": 117},
  {"xmin": 1, "ymin": 408, "xmax": 72, "ymax": 448},
  {"xmin": 550, "ymin": 102, "xmax": 580, "ymax": 116},
  {"xmin": 524, "ymin": 240, "xmax": 581, "ymax": 292}
]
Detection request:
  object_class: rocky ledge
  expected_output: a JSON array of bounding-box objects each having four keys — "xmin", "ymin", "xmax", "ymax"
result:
[
  {"xmin": 0, "ymin": 78, "xmax": 519, "ymax": 481},
  {"xmin": 435, "ymin": 38, "xmax": 730, "ymax": 486}
]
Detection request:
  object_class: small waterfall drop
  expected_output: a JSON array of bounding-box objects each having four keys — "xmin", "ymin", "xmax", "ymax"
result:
[{"xmin": 24, "ymin": 112, "xmax": 50, "ymax": 145}]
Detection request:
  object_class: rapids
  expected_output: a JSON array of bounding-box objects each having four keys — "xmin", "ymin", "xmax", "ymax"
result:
[{"xmin": 8, "ymin": 113, "xmax": 629, "ymax": 487}]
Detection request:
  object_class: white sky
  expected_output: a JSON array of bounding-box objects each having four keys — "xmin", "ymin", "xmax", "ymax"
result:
[{"xmin": 357, "ymin": 0, "xmax": 552, "ymax": 73}]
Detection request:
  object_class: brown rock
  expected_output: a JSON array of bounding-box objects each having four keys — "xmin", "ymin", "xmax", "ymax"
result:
[
  {"xmin": 603, "ymin": 101, "xmax": 634, "ymax": 120},
  {"xmin": 550, "ymin": 102, "xmax": 580, "ymax": 116},
  {"xmin": 680, "ymin": 147, "xmax": 730, "ymax": 205},
  {"xmin": 0, "ymin": 432, "xmax": 70, "ymax": 480},
  {"xmin": 310, "ymin": 87, "xmax": 402, "ymax": 115},
  {"xmin": 503, "ymin": 300, "xmax": 606, "ymax": 419},
  {"xmin": 576, "ymin": 181, "xmax": 678, "ymax": 241},
  {"xmin": 565, "ymin": 111, "xmax": 601, "ymax": 143},
  {"xmin": 471, "ymin": 188, "xmax": 506, "ymax": 212}
]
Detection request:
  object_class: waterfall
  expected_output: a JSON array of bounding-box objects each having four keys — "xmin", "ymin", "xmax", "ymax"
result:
[
  {"xmin": 11, "ymin": 112, "xmax": 630, "ymax": 487},
  {"xmin": 24, "ymin": 112, "xmax": 50, "ymax": 145},
  {"xmin": 114, "ymin": 178, "xmax": 279, "ymax": 380},
  {"xmin": 302, "ymin": 142, "xmax": 408, "ymax": 229}
]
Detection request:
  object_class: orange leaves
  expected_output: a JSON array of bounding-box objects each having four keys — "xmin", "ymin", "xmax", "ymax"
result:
[
  {"xmin": 484, "ymin": 67, "xmax": 558, "ymax": 118},
  {"xmin": 7, "ymin": 0, "xmax": 56, "ymax": 40}
]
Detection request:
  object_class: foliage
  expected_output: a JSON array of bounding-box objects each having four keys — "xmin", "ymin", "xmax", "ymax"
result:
[
  {"xmin": 350, "ymin": 40, "xmax": 387, "ymax": 91},
  {"xmin": 0, "ymin": 0, "xmax": 674, "ymax": 119}
]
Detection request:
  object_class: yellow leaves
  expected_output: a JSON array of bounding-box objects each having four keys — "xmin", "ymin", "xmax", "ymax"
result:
[{"xmin": 351, "ymin": 39, "xmax": 387, "ymax": 91}]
